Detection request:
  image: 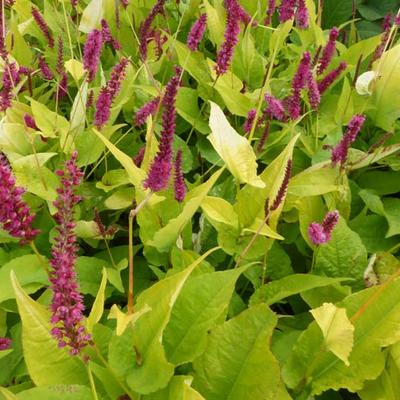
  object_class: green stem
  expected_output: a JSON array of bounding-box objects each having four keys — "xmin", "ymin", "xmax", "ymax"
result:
[
  {"xmin": 30, "ymin": 242, "xmax": 49, "ymax": 274},
  {"xmin": 87, "ymin": 364, "xmax": 99, "ymax": 400}
]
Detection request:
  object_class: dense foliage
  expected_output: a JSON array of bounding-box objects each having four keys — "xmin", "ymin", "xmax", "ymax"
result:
[{"xmin": 0, "ymin": 0, "xmax": 400, "ymax": 399}]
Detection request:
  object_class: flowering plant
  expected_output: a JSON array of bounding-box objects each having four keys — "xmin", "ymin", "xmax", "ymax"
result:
[{"xmin": 0, "ymin": 0, "xmax": 400, "ymax": 399}]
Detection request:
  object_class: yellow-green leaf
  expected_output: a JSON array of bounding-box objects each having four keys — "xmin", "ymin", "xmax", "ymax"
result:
[
  {"xmin": 86, "ymin": 268, "xmax": 107, "ymax": 333},
  {"xmin": 108, "ymin": 304, "xmax": 151, "ymax": 336},
  {"xmin": 79, "ymin": 0, "xmax": 103, "ymax": 33}
]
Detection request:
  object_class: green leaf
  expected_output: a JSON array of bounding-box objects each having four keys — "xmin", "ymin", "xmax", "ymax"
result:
[
  {"xmin": 310, "ymin": 302, "xmax": 355, "ymax": 366},
  {"xmin": 11, "ymin": 385, "xmax": 92, "ymax": 399},
  {"xmin": 108, "ymin": 304, "xmax": 151, "ymax": 336},
  {"xmin": 29, "ymin": 99, "xmax": 69, "ymax": 138},
  {"xmin": 370, "ymin": 44, "xmax": 400, "ymax": 130},
  {"xmin": 86, "ymin": 268, "xmax": 107, "ymax": 333},
  {"xmin": 163, "ymin": 265, "xmax": 250, "ymax": 365},
  {"xmin": 143, "ymin": 376, "xmax": 206, "ymax": 400},
  {"xmin": 208, "ymin": 102, "xmax": 263, "ymax": 187},
  {"xmin": 314, "ymin": 218, "xmax": 367, "ymax": 288},
  {"xmin": 0, "ymin": 255, "xmax": 48, "ymax": 304},
  {"xmin": 10, "ymin": 272, "xmax": 88, "ymax": 386},
  {"xmin": 283, "ymin": 276, "xmax": 400, "ymax": 396},
  {"xmin": 201, "ymin": 196, "xmax": 239, "ymax": 229},
  {"xmin": 78, "ymin": 0, "xmax": 103, "ymax": 33},
  {"xmin": 250, "ymin": 274, "xmax": 349, "ymax": 306},
  {"xmin": 383, "ymin": 198, "xmax": 400, "ymax": 237},
  {"xmin": 193, "ymin": 304, "xmax": 291, "ymax": 400},
  {"xmin": 147, "ymin": 169, "xmax": 223, "ymax": 252},
  {"xmin": 108, "ymin": 248, "xmax": 218, "ymax": 394}
]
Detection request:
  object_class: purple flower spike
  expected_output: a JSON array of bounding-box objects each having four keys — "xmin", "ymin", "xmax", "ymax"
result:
[
  {"xmin": 143, "ymin": 67, "xmax": 182, "ymax": 192},
  {"xmin": 0, "ymin": 154, "xmax": 39, "ymax": 243},
  {"xmin": 317, "ymin": 61, "xmax": 347, "ymax": 94},
  {"xmin": 174, "ymin": 149, "xmax": 186, "ymax": 202},
  {"xmin": 270, "ymin": 159, "xmax": 292, "ymax": 210},
  {"xmin": 139, "ymin": 0, "xmax": 165, "ymax": 60},
  {"xmin": 50, "ymin": 151, "xmax": 90, "ymax": 356},
  {"xmin": 308, "ymin": 210, "xmax": 339, "ymax": 245},
  {"xmin": 225, "ymin": 0, "xmax": 254, "ymax": 26},
  {"xmin": 307, "ymin": 71, "xmax": 320, "ymax": 110},
  {"xmin": 133, "ymin": 146, "xmax": 145, "ymax": 167},
  {"xmin": 101, "ymin": 19, "xmax": 121, "ymax": 50},
  {"xmin": 331, "ymin": 114, "xmax": 366, "ymax": 166},
  {"xmin": 83, "ymin": 29, "xmax": 103, "ymax": 82},
  {"xmin": 317, "ymin": 27, "xmax": 339, "ymax": 75},
  {"xmin": 370, "ymin": 13, "xmax": 392, "ymax": 67},
  {"xmin": 187, "ymin": 13, "xmax": 207, "ymax": 51},
  {"xmin": 38, "ymin": 56, "xmax": 54, "ymax": 80},
  {"xmin": 0, "ymin": 61, "xmax": 19, "ymax": 111},
  {"xmin": 279, "ymin": 0, "xmax": 296, "ymax": 22},
  {"xmin": 265, "ymin": 0, "xmax": 276, "ymax": 25},
  {"xmin": 94, "ymin": 57, "xmax": 128, "ymax": 128},
  {"xmin": 0, "ymin": 337, "xmax": 11, "ymax": 350},
  {"xmin": 31, "ymin": 7, "xmax": 54, "ymax": 48},
  {"xmin": 243, "ymin": 108, "xmax": 257, "ymax": 134},
  {"xmin": 295, "ymin": 0, "xmax": 309, "ymax": 29},
  {"xmin": 264, "ymin": 93, "xmax": 286, "ymax": 121},
  {"xmin": 308, "ymin": 223, "xmax": 327, "ymax": 245},
  {"xmin": 257, "ymin": 122, "xmax": 270, "ymax": 153},
  {"xmin": 24, "ymin": 114, "xmax": 38, "ymax": 130},
  {"xmin": 135, "ymin": 96, "xmax": 161, "ymax": 126}
]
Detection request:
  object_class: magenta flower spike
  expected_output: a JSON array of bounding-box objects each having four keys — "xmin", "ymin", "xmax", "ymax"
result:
[
  {"xmin": 31, "ymin": 7, "xmax": 54, "ymax": 48},
  {"xmin": 133, "ymin": 146, "xmax": 145, "ymax": 167},
  {"xmin": 264, "ymin": 93, "xmax": 286, "ymax": 121},
  {"xmin": 0, "ymin": 62, "xmax": 19, "ymax": 111},
  {"xmin": 143, "ymin": 67, "xmax": 182, "ymax": 192},
  {"xmin": 174, "ymin": 149, "xmax": 186, "ymax": 202},
  {"xmin": 187, "ymin": 13, "xmax": 207, "ymax": 51},
  {"xmin": 83, "ymin": 29, "xmax": 103, "ymax": 82},
  {"xmin": 49, "ymin": 151, "xmax": 90, "ymax": 356},
  {"xmin": 270, "ymin": 159, "xmax": 292, "ymax": 210},
  {"xmin": 139, "ymin": 0, "xmax": 165, "ymax": 60},
  {"xmin": 317, "ymin": 61, "xmax": 347, "ymax": 94},
  {"xmin": 38, "ymin": 56, "xmax": 54, "ymax": 80},
  {"xmin": 265, "ymin": 0, "xmax": 276, "ymax": 25},
  {"xmin": 0, "ymin": 154, "xmax": 39, "ymax": 243},
  {"xmin": 306, "ymin": 71, "xmax": 320, "ymax": 110},
  {"xmin": 295, "ymin": 0, "xmax": 309, "ymax": 29},
  {"xmin": 317, "ymin": 27, "xmax": 339, "ymax": 75},
  {"xmin": 225, "ymin": 0, "xmax": 253, "ymax": 26},
  {"xmin": 134, "ymin": 96, "xmax": 161, "ymax": 126},
  {"xmin": 308, "ymin": 210, "xmax": 339, "ymax": 245},
  {"xmin": 56, "ymin": 37, "xmax": 64, "ymax": 75},
  {"xmin": 243, "ymin": 108, "xmax": 257, "ymax": 134},
  {"xmin": 0, "ymin": 337, "xmax": 11, "ymax": 350},
  {"xmin": 101, "ymin": 19, "xmax": 121, "ymax": 50},
  {"xmin": 331, "ymin": 114, "xmax": 366, "ymax": 166},
  {"xmin": 94, "ymin": 57, "xmax": 128, "ymax": 128},
  {"xmin": 279, "ymin": 0, "xmax": 296, "ymax": 22},
  {"xmin": 24, "ymin": 114, "xmax": 38, "ymax": 130},
  {"xmin": 370, "ymin": 13, "xmax": 392, "ymax": 66},
  {"xmin": 257, "ymin": 122, "xmax": 270, "ymax": 153}
]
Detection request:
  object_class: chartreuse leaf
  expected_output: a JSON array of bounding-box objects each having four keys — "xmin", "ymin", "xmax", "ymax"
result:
[
  {"xmin": 234, "ymin": 133, "xmax": 300, "ymax": 228},
  {"xmin": 208, "ymin": 102, "xmax": 264, "ymax": 188},
  {"xmin": 310, "ymin": 302, "xmax": 355, "ymax": 366},
  {"xmin": 143, "ymin": 376, "xmax": 205, "ymax": 400},
  {"xmin": 92, "ymin": 128, "xmax": 162, "ymax": 205},
  {"xmin": 193, "ymin": 304, "xmax": 291, "ymax": 400},
  {"xmin": 78, "ymin": 0, "xmax": 103, "ymax": 33},
  {"xmin": 108, "ymin": 303, "xmax": 151, "ymax": 336},
  {"xmin": 148, "ymin": 169, "xmax": 223, "ymax": 252},
  {"xmin": 108, "ymin": 248, "xmax": 218, "ymax": 395},
  {"xmin": 29, "ymin": 99, "xmax": 69, "ymax": 138},
  {"xmin": 0, "ymin": 255, "xmax": 48, "ymax": 303},
  {"xmin": 163, "ymin": 264, "xmax": 250, "ymax": 365},
  {"xmin": 249, "ymin": 274, "xmax": 349, "ymax": 307},
  {"xmin": 283, "ymin": 276, "xmax": 400, "ymax": 396},
  {"xmin": 314, "ymin": 218, "xmax": 367, "ymax": 288},
  {"xmin": 86, "ymin": 268, "xmax": 107, "ymax": 333},
  {"xmin": 371, "ymin": 44, "xmax": 400, "ymax": 130},
  {"xmin": 0, "ymin": 385, "xmax": 92, "ymax": 399},
  {"xmin": 201, "ymin": 196, "xmax": 239, "ymax": 229},
  {"xmin": 10, "ymin": 272, "xmax": 88, "ymax": 386}
]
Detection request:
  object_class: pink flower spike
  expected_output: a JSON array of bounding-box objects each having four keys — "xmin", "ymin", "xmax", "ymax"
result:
[
  {"xmin": 187, "ymin": 13, "xmax": 207, "ymax": 51},
  {"xmin": 322, "ymin": 210, "xmax": 339, "ymax": 240},
  {"xmin": 83, "ymin": 29, "xmax": 103, "ymax": 82},
  {"xmin": 317, "ymin": 27, "xmax": 339, "ymax": 75},
  {"xmin": 279, "ymin": 0, "xmax": 296, "ymax": 22},
  {"xmin": 270, "ymin": 159, "xmax": 292, "ymax": 210},
  {"xmin": 296, "ymin": 0, "xmax": 309, "ymax": 29},
  {"xmin": 243, "ymin": 108, "xmax": 257, "ymax": 134},
  {"xmin": 308, "ymin": 223, "xmax": 327, "ymax": 245},
  {"xmin": 135, "ymin": 96, "xmax": 161, "ymax": 126},
  {"xmin": 24, "ymin": 114, "xmax": 38, "ymax": 130},
  {"xmin": 307, "ymin": 71, "xmax": 320, "ymax": 110},
  {"xmin": 174, "ymin": 149, "xmax": 186, "ymax": 202},
  {"xmin": 264, "ymin": 93, "xmax": 286, "ymax": 121},
  {"xmin": 317, "ymin": 61, "xmax": 347, "ymax": 94},
  {"xmin": 264, "ymin": 0, "xmax": 276, "ymax": 25},
  {"xmin": 38, "ymin": 56, "xmax": 54, "ymax": 80},
  {"xmin": 31, "ymin": 7, "xmax": 54, "ymax": 48},
  {"xmin": 0, "ymin": 337, "xmax": 11, "ymax": 350}
]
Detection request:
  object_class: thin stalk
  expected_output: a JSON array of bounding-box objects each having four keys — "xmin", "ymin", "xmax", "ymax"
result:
[
  {"xmin": 30, "ymin": 242, "xmax": 49, "ymax": 274},
  {"xmin": 87, "ymin": 364, "xmax": 99, "ymax": 400}
]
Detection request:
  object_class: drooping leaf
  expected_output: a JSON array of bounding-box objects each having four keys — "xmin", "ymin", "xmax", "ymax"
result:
[
  {"xmin": 86, "ymin": 268, "xmax": 107, "ymax": 333},
  {"xmin": 310, "ymin": 302, "xmax": 355, "ymax": 366}
]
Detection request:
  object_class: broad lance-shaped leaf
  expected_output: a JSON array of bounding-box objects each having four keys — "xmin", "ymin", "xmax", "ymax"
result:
[
  {"xmin": 193, "ymin": 304, "xmax": 291, "ymax": 400},
  {"xmin": 163, "ymin": 265, "xmax": 250, "ymax": 365},
  {"xmin": 108, "ymin": 303, "xmax": 151, "ymax": 336},
  {"xmin": 310, "ymin": 302, "xmax": 355, "ymax": 366},
  {"xmin": 147, "ymin": 169, "xmax": 223, "ymax": 252},
  {"xmin": 143, "ymin": 376, "xmax": 206, "ymax": 400},
  {"xmin": 314, "ymin": 218, "xmax": 367, "ymax": 289},
  {"xmin": 10, "ymin": 272, "xmax": 88, "ymax": 386},
  {"xmin": 282, "ymin": 276, "xmax": 400, "ymax": 396},
  {"xmin": 79, "ymin": 0, "xmax": 103, "ymax": 33},
  {"xmin": 249, "ymin": 274, "xmax": 350, "ymax": 306},
  {"xmin": 0, "ymin": 385, "xmax": 92, "ymax": 399},
  {"xmin": 0, "ymin": 255, "xmax": 48, "ymax": 303},
  {"xmin": 108, "ymin": 248, "xmax": 218, "ymax": 394},
  {"xmin": 86, "ymin": 268, "xmax": 107, "ymax": 333},
  {"xmin": 92, "ymin": 128, "xmax": 163, "ymax": 206},
  {"xmin": 370, "ymin": 44, "xmax": 400, "ymax": 130},
  {"xmin": 208, "ymin": 101, "xmax": 264, "ymax": 188},
  {"xmin": 234, "ymin": 133, "xmax": 300, "ymax": 228}
]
